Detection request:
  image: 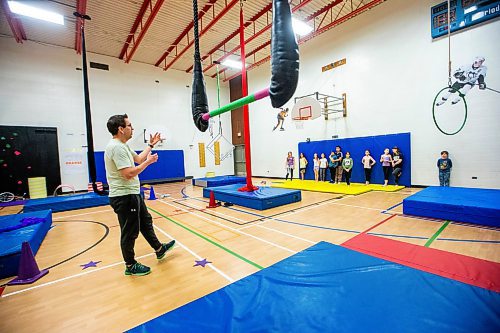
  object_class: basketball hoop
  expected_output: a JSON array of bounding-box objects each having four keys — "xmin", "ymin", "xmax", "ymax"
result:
[{"xmin": 292, "ymin": 96, "xmax": 321, "ymax": 121}]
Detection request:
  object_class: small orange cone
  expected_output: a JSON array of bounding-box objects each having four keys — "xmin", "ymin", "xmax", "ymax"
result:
[{"xmin": 207, "ymin": 191, "xmax": 218, "ymax": 208}]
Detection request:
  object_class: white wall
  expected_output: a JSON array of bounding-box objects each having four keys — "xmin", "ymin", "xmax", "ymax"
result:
[
  {"xmin": 247, "ymin": 0, "xmax": 500, "ymax": 188},
  {"xmin": 0, "ymin": 38, "xmax": 233, "ymax": 191}
]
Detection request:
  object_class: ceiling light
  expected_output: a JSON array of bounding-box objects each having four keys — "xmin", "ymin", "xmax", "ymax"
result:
[
  {"xmin": 222, "ymin": 59, "xmax": 248, "ymax": 69},
  {"xmin": 8, "ymin": 1, "xmax": 64, "ymax": 25},
  {"xmin": 292, "ymin": 18, "xmax": 313, "ymax": 36}
]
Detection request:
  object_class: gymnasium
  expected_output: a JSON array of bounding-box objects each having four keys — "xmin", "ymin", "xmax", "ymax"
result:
[{"xmin": 0, "ymin": 0, "xmax": 499, "ymax": 332}]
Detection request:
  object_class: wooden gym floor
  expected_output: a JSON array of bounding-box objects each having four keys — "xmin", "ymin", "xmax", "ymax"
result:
[{"xmin": 1, "ymin": 179, "xmax": 499, "ymax": 332}]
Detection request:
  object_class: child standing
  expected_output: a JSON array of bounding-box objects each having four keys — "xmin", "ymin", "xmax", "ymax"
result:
[
  {"xmin": 380, "ymin": 148, "xmax": 393, "ymax": 186},
  {"xmin": 342, "ymin": 152, "xmax": 354, "ymax": 185},
  {"xmin": 361, "ymin": 150, "xmax": 376, "ymax": 185},
  {"xmin": 299, "ymin": 153, "xmax": 308, "ymax": 180},
  {"xmin": 333, "ymin": 146, "xmax": 344, "ymax": 184},
  {"xmin": 328, "ymin": 151, "xmax": 336, "ymax": 183},
  {"xmin": 285, "ymin": 151, "xmax": 295, "ymax": 181},
  {"xmin": 319, "ymin": 153, "xmax": 328, "ymax": 182},
  {"xmin": 313, "ymin": 153, "xmax": 320, "ymax": 181},
  {"xmin": 437, "ymin": 151, "xmax": 452, "ymax": 186},
  {"xmin": 391, "ymin": 146, "xmax": 404, "ymax": 186}
]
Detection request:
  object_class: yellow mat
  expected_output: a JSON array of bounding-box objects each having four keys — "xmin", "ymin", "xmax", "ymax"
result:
[{"xmin": 271, "ymin": 180, "xmax": 404, "ymax": 195}]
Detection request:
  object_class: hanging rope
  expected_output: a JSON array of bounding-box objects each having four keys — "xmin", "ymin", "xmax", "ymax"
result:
[
  {"xmin": 431, "ymin": 0, "xmax": 468, "ymax": 136},
  {"xmin": 74, "ymin": 11, "xmax": 107, "ymax": 195},
  {"xmin": 447, "ymin": 0, "xmax": 452, "ymax": 87},
  {"xmin": 191, "ymin": 0, "xmax": 209, "ymax": 132}
]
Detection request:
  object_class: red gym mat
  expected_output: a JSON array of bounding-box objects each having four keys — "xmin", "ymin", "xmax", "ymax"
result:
[{"xmin": 342, "ymin": 233, "xmax": 500, "ymax": 292}]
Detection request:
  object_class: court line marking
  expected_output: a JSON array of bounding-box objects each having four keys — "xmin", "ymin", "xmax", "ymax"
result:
[
  {"xmin": 2, "ymin": 253, "xmax": 153, "ymax": 298},
  {"xmin": 153, "ymin": 225, "xmax": 234, "ymax": 282},
  {"xmin": 425, "ymin": 220, "xmax": 451, "ymax": 247},
  {"xmin": 253, "ymin": 224, "xmax": 315, "ymax": 244},
  {"xmin": 157, "ymin": 200, "xmax": 296, "ymax": 254},
  {"xmin": 2, "ymin": 234, "xmax": 234, "ymax": 298},
  {"xmin": 150, "ymin": 206, "xmax": 265, "ymax": 269},
  {"xmin": 53, "ymin": 209, "xmax": 112, "ymax": 219}
]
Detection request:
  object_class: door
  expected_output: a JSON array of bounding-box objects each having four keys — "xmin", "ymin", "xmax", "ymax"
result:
[
  {"xmin": 234, "ymin": 145, "xmax": 246, "ymax": 176},
  {"xmin": 0, "ymin": 126, "xmax": 61, "ymax": 197}
]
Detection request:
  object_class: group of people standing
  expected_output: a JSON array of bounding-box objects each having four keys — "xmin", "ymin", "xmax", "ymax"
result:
[{"xmin": 285, "ymin": 146, "xmax": 404, "ymax": 186}]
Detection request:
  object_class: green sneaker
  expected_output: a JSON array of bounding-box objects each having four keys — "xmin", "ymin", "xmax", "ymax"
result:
[
  {"xmin": 124, "ymin": 262, "xmax": 151, "ymax": 276},
  {"xmin": 156, "ymin": 240, "xmax": 176, "ymax": 260}
]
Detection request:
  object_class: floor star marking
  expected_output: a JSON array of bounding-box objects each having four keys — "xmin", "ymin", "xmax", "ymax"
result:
[
  {"xmin": 193, "ymin": 258, "xmax": 212, "ymax": 267},
  {"xmin": 80, "ymin": 261, "xmax": 102, "ymax": 270}
]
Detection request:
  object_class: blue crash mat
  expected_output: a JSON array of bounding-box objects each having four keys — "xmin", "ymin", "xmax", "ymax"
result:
[
  {"xmin": 23, "ymin": 193, "xmax": 109, "ymax": 213},
  {"xmin": 192, "ymin": 175, "xmax": 247, "ymax": 188},
  {"xmin": 128, "ymin": 242, "xmax": 500, "ymax": 333},
  {"xmin": 203, "ymin": 184, "xmax": 301, "ymax": 210},
  {"xmin": 0, "ymin": 210, "xmax": 52, "ymax": 279},
  {"xmin": 403, "ymin": 186, "xmax": 500, "ymax": 227}
]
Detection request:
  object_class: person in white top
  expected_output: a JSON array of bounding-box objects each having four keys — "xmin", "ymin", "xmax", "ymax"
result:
[
  {"xmin": 299, "ymin": 153, "xmax": 308, "ymax": 180},
  {"xmin": 319, "ymin": 153, "xmax": 328, "ymax": 182},
  {"xmin": 361, "ymin": 150, "xmax": 376, "ymax": 185},
  {"xmin": 313, "ymin": 153, "xmax": 320, "ymax": 182}
]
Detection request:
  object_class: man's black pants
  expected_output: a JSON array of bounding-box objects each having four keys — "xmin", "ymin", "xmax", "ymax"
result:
[{"xmin": 109, "ymin": 194, "xmax": 162, "ymax": 266}]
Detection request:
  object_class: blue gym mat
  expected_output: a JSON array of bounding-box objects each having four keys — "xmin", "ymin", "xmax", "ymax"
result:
[
  {"xmin": 403, "ymin": 186, "xmax": 500, "ymax": 227},
  {"xmin": 23, "ymin": 193, "xmax": 109, "ymax": 213},
  {"xmin": 128, "ymin": 242, "xmax": 499, "ymax": 333},
  {"xmin": 202, "ymin": 184, "xmax": 301, "ymax": 210},
  {"xmin": 0, "ymin": 210, "xmax": 52, "ymax": 279},
  {"xmin": 192, "ymin": 175, "xmax": 247, "ymax": 188}
]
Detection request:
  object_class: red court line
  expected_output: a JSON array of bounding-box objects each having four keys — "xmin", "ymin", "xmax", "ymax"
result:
[
  {"xmin": 361, "ymin": 214, "xmax": 396, "ymax": 234},
  {"xmin": 342, "ymin": 233, "xmax": 500, "ymax": 292}
]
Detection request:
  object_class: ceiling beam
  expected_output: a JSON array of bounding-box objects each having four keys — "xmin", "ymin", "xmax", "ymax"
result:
[
  {"xmin": 223, "ymin": 0, "xmax": 385, "ymax": 82},
  {"xmin": 120, "ymin": 0, "xmax": 166, "ymax": 63},
  {"xmin": 1, "ymin": 0, "xmax": 27, "ymax": 43},
  {"xmin": 154, "ymin": 0, "xmax": 218, "ymax": 67},
  {"xmin": 119, "ymin": 0, "xmax": 153, "ymax": 60},
  {"xmin": 210, "ymin": 0, "xmax": 315, "ymax": 78},
  {"xmin": 185, "ymin": 2, "xmax": 273, "ymax": 73},
  {"xmin": 75, "ymin": 0, "xmax": 87, "ymax": 54},
  {"xmin": 160, "ymin": 0, "xmax": 240, "ymax": 71}
]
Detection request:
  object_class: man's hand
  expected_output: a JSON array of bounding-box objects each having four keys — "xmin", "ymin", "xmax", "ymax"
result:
[
  {"xmin": 149, "ymin": 132, "xmax": 162, "ymax": 147},
  {"xmin": 146, "ymin": 152, "xmax": 159, "ymax": 165}
]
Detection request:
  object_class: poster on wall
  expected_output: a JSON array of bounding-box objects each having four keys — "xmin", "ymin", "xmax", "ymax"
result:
[
  {"xmin": 432, "ymin": 54, "xmax": 499, "ymax": 135},
  {"xmin": 63, "ymin": 151, "xmax": 85, "ymax": 175},
  {"xmin": 431, "ymin": 0, "xmax": 500, "ymax": 39}
]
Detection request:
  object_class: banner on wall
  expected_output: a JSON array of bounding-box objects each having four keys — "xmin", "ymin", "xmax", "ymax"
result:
[
  {"xmin": 63, "ymin": 151, "xmax": 85, "ymax": 175},
  {"xmin": 431, "ymin": 0, "xmax": 500, "ymax": 39}
]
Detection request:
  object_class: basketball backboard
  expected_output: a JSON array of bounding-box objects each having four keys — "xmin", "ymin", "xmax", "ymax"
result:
[{"xmin": 291, "ymin": 96, "xmax": 322, "ymax": 120}]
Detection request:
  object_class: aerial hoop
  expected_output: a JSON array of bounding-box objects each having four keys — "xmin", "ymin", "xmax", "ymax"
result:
[{"xmin": 432, "ymin": 86, "xmax": 468, "ymax": 136}]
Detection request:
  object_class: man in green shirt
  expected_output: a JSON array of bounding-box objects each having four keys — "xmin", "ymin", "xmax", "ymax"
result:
[{"xmin": 105, "ymin": 114, "xmax": 175, "ymax": 276}]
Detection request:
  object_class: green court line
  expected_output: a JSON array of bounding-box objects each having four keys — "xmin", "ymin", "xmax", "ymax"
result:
[
  {"xmin": 148, "ymin": 207, "xmax": 264, "ymax": 270},
  {"xmin": 424, "ymin": 220, "xmax": 451, "ymax": 247}
]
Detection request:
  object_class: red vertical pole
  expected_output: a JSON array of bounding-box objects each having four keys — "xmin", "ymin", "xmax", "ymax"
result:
[{"xmin": 238, "ymin": 2, "xmax": 257, "ymax": 192}]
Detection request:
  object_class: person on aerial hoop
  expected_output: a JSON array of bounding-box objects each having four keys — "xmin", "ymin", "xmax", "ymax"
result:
[
  {"xmin": 273, "ymin": 107, "xmax": 288, "ymax": 131},
  {"xmin": 436, "ymin": 56, "xmax": 487, "ymax": 106}
]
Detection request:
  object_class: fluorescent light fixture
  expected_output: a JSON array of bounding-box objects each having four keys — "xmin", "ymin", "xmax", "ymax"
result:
[
  {"xmin": 464, "ymin": 5, "xmax": 477, "ymax": 15},
  {"xmin": 292, "ymin": 18, "xmax": 313, "ymax": 36},
  {"xmin": 222, "ymin": 59, "xmax": 247, "ymax": 69},
  {"xmin": 8, "ymin": 1, "xmax": 64, "ymax": 25}
]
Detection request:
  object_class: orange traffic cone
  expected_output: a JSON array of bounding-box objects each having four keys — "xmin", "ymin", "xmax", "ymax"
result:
[{"xmin": 207, "ymin": 191, "xmax": 218, "ymax": 208}]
